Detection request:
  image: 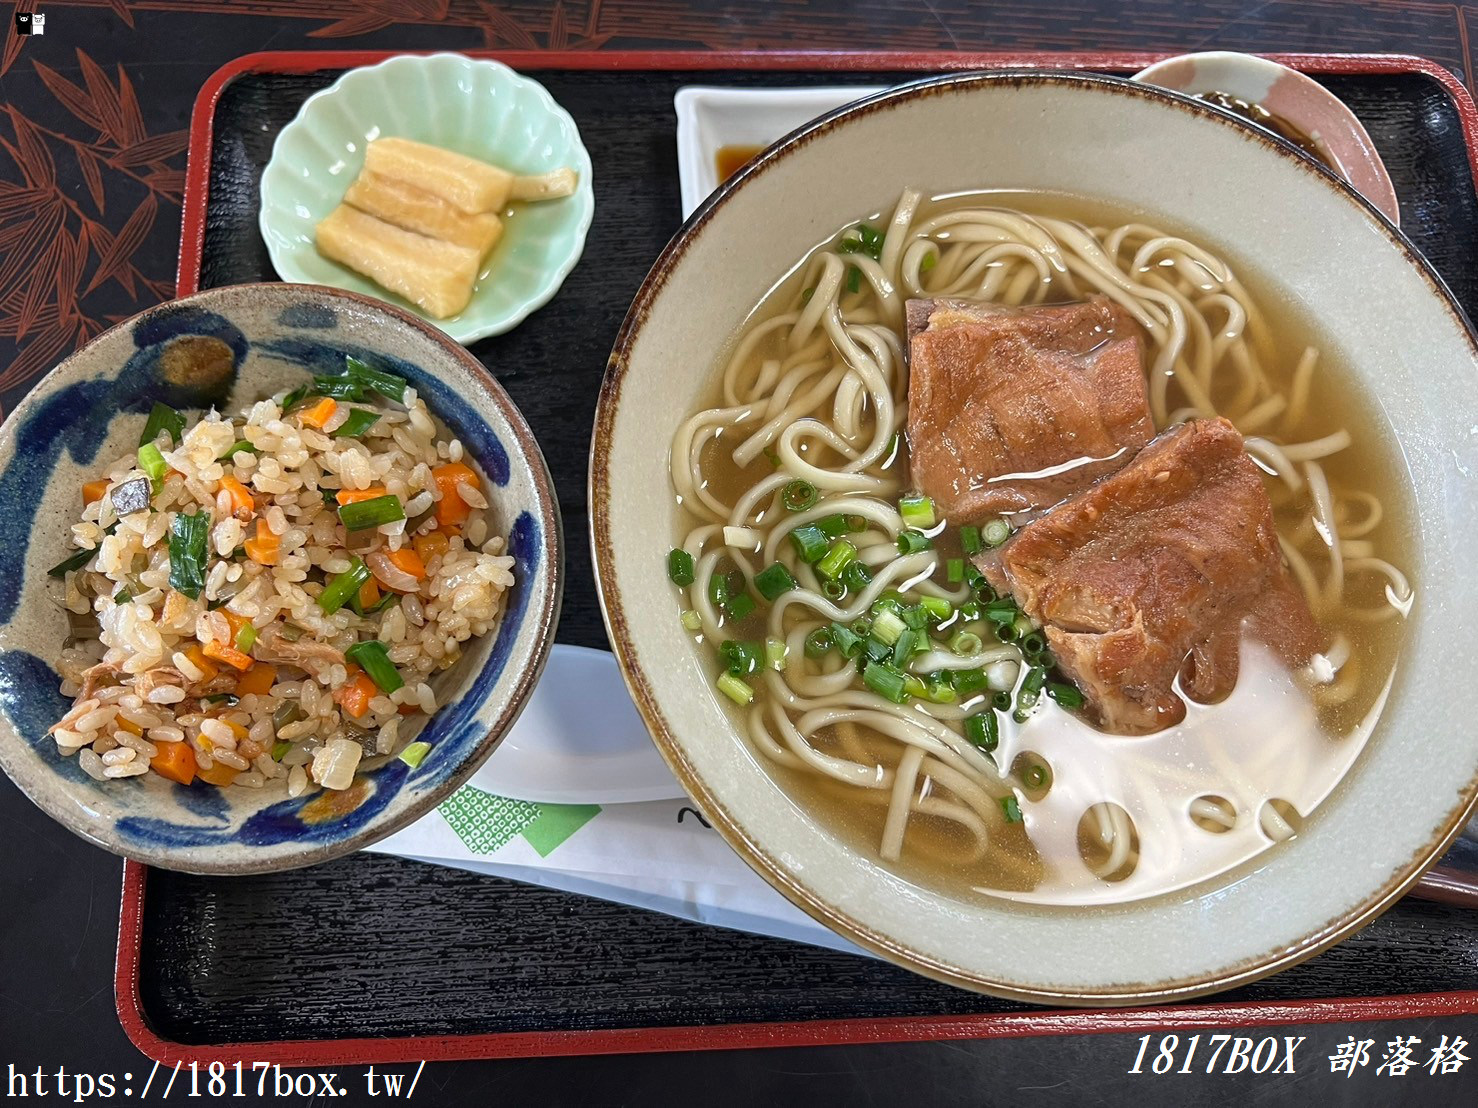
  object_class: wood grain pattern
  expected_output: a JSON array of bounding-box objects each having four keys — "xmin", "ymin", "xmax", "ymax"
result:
[{"xmin": 121, "ymin": 64, "xmax": 1478, "ymax": 1048}]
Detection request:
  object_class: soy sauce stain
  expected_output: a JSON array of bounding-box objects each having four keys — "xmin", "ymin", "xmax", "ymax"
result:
[{"xmin": 1196, "ymin": 90, "xmax": 1333, "ymax": 169}]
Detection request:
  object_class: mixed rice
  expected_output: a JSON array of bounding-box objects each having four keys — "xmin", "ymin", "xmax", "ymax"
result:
[{"xmin": 47, "ymin": 357, "xmax": 514, "ymax": 796}]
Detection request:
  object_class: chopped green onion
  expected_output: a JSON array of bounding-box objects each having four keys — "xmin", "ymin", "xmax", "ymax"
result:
[
  {"xmin": 804, "ymin": 627, "xmax": 834, "ymax": 659},
  {"xmin": 991, "ymin": 690, "xmax": 1013, "ymax": 712},
  {"xmin": 850, "ymin": 615, "xmax": 874, "ymax": 638},
  {"xmin": 829, "ymin": 622, "xmax": 865, "ymax": 659},
  {"xmin": 846, "ymin": 265, "xmax": 862, "ymax": 294},
  {"xmin": 47, "ymin": 548, "xmax": 95, "ymax": 578},
  {"xmin": 1022, "ymin": 762, "xmax": 1052, "ymax": 790},
  {"xmin": 1021, "ymin": 631, "xmax": 1048, "ymax": 660},
  {"xmin": 763, "ymin": 447, "xmax": 782, "ymax": 468},
  {"xmin": 959, "ymin": 525, "xmax": 983, "ymax": 555},
  {"xmin": 841, "ymin": 560, "xmax": 873, "ymax": 593},
  {"xmin": 279, "ymin": 385, "xmax": 310, "ymax": 412},
  {"xmin": 724, "ymin": 593, "xmax": 757, "ymax": 622},
  {"xmin": 896, "ymin": 530, "xmax": 931, "ymax": 555},
  {"xmin": 982, "ymin": 518, "xmax": 1012, "ymax": 547},
  {"xmin": 782, "ymin": 479, "xmax": 818, "ymax": 512},
  {"xmin": 139, "ymin": 401, "xmax": 185, "ymax": 447},
  {"xmin": 857, "ymin": 223, "xmax": 884, "ymax": 259},
  {"xmin": 398, "ymin": 741, "xmax": 432, "ymax": 769},
  {"xmin": 816, "ymin": 539, "xmax": 857, "ymax": 580},
  {"xmin": 1047, "ymin": 682, "xmax": 1084, "ymax": 709},
  {"xmin": 890, "ymin": 628, "xmax": 917, "ymax": 668},
  {"xmin": 1000, "ymin": 795, "xmax": 1024, "ymax": 823},
  {"xmin": 862, "ymin": 661, "xmax": 909, "ymax": 703},
  {"xmin": 884, "ymin": 431, "xmax": 902, "ymax": 464},
  {"xmin": 952, "ymin": 668, "xmax": 990, "ymax": 696},
  {"xmin": 922, "ymin": 672, "xmax": 958, "ymax": 704},
  {"xmin": 167, "ymin": 511, "xmax": 209, "ymax": 600},
  {"xmin": 861, "ymin": 637, "xmax": 890, "ymax": 665},
  {"xmin": 708, "ymin": 571, "xmax": 731, "ymax": 608},
  {"xmin": 345, "ymin": 639, "xmax": 405, "ymax": 693},
  {"xmin": 765, "ymin": 638, "xmax": 789, "ymax": 671},
  {"xmin": 719, "ymin": 639, "xmax": 763, "ymax": 676},
  {"xmin": 996, "ymin": 621, "xmax": 1022, "ymax": 644},
  {"xmin": 946, "ymin": 558, "xmax": 965, "ymax": 584},
  {"xmin": 949, "ymin": 630, "xmax": 983, "ymax": 656},
  {"xmin": 308, "ymin": 375, "xmax": 365, "ymax": 401},
  {"xmin": 789, "ymin": 524, "xmax": 829, "ymax": 563},
  {"xmin": 983, "ymin": 599, "xmax": 1018, "ymax": 625},
  {"xmin": 137, "ymin": 442, "xmax": 168, "ymax": 490},
  {"xmin": 821, "ymin": 579, "xmax": 846, "ymax": 602},
  {"xmin": 716, "ymin": 672, "xmax": 755, "ymax": 706},
  {"xmin": 332, "ymin": 409, "xmax": 382, "ymax": 438},
  {"xmin": 344, "ymin": 355, "xmax": 408, "ymax": 403},
  {"xmin": 219, "ymin": 439, "xmax": 258, "ymax": 461},
  {"xmin": 318, "ymin": 557, "xmax": 371, "ymax": 614},
  {"xmin": 918, "ymin": 596, "xmax": 952, "ymax": 623},
  {"xmin": 870, "ymin": 608, "xmax": 907, "ymax": 646},
  {"xmin": 754, "ymin": 562, "xmax": 796, "ymax": 601},
  {"xmin": 920, "ymin": 251, "xmax": 938, "ymax": 272},
  {"xmin": 845, "ymin": 514, "xmax": 869, "ymax": 533},
  {"xmin": 1013, "ymin": 666, "xmax": 1047, "ymax": 723},
  {"xmin": 816, "ymin": 514, "xmax": 850, "ymax": 539},
  {"xmin": 338, "ymin": 494, "xmax": 405, "ymax": 532},
  {"xmin": 899, "ymin": 494, "xmax": 936, "ymax": 530},
  {"xmin": 667, "ymin": 548, "xmax": 695, "ymax": 586},
  {"xmin": 681, "ymin": 609, "xmax": 703, "ymax": 632},
  {"xmin": 270, "ymin": 740, "xmax": 292, "ymax": 762},
  {"xmin": 801, "ymin": 286, "xmax": 815, "ymax": 304},
  {"xmin": 963, "ymin": 711, "xmax": 999, "ymax": 752},
  {"xmin": 321, "ymin": 486, "xmax": 340, "ymax": 507},
  {"xmin": 901, "ymin": 605, "xmax": 929, "ymax": 631},
  {"xmin": 113, "ymin": 588, "xmax": 131, "ymax": 604},
  {"xmin": 903, "ymin": 673, "xmax": 928, "ymax": 698},
  {"xmin": 235, "ymin": 622, "xmax": 257, "ymax": 653},
  {"xmin": 838, "ymin": 234, "xmax": 863, "ymax": 254}
]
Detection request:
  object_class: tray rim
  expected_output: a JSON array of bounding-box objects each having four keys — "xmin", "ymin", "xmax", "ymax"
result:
[{"xmin": 122, "ymin": 46, "xmax": 1478, "ymax": 1067}]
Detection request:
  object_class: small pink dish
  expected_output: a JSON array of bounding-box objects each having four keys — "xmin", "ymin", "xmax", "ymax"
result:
[{"xmin": 1135, "ymin": 51, "xmax": 1401, "ymax": 225}]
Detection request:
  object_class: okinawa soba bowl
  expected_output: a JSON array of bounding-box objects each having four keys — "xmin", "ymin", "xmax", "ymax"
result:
[
  {"xmin": 0, "ymin": 283, "xmax": 561, "ymax": 874},
  {"xmin": 591, "ymin": 72, "xmax": 1478, "ymax": 1003}
]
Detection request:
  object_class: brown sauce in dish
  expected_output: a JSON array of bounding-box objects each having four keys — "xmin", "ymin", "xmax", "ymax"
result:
[
  {"xmin": 716, "ymin": 144, "xmax": 765, "ymax": 183},
  {"xmin": 1196, "ymin": 90, "xmax": 1333, "ymax": 169}
]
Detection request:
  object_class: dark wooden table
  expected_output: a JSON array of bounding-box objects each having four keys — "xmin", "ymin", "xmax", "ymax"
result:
[{"xmin": 2, "ymin": 4, "xmax": 1476, "ymax": 1104}]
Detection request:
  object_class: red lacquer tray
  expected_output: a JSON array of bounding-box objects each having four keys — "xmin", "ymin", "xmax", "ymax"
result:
[{"xmin": 116, "ymin": 48, "xmax": 1478, "ymax": 1066}]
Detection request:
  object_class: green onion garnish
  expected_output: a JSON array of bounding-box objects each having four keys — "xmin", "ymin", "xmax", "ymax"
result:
[
  {"xmin": 816, "ymin": 539, "xmax": 857, "ymax": 581},
  {"xmin": 841, "ymin": 560, "xmax": 873, "ymax": 593},
  {"xmin": 318, "ymin": 558, "xmax": 371, "ymax": 614},
  {"xmin": 899, "ymin": 494, "xmax": 936, "ymax": 530},
  {"xmin": 983, "ymin": 599, "xmax": 1018, "ymax": 625},
  {"xmin": 963, "ymin": 711, "xmax": 999, "ymax": 752},
  {"xmin": 271, "ymin": 741, "xmax": 292, "ymax": 762},
  {"xmin": 308, "ymin": 375, "xmax": 364, "ymax": 401},
  {"xmin": 337, "ymin": 494, "xmax": 405, "ymax": 531},
  {"xmin": 763, "ymin": 447, "xmax": 782, "ymax": 468},
  {"xmin": 821, "ymin": 578, "xmax": 846, "ymax": 602},
  {"xmin": 1047, "ymin": 682, "xmax": 1084, "ymax": 709},
  {"xmin": 332, "ymin": 409, "xmax": 382, "ymax": 438},
  {"xmin": 1014, "ymin": 666, "xmax": 1047, "ymax": 723},
  {"xmin": 959, "ymin": 525, "xmax": 983, "ymax": 556},
  {"xmin": 890, "ymin": 628, "xmax": 917, "ymax": 668},
  {"xmin": 235, "ymin": 622, "xmax": 257, "ymax": 653},
  {"xmin": 789, "ymin": 524, "xmax": 829, "ymax": 563},
  {"xmin": 901, "ymin": 605, "xmax": 929, "ymax": 631},
  {"xmin": 1022, "ymin": 762, "xmax": 1051, "ymax": 790},
  {"xmin": 218, "ymin": 439, "xmax": 259, "ymax": 461},
  {"xmin": 113, "ymin": 588, "xmax": 131, "ymax": 604},
  {"xmin": 829, "ymin": 621, "xmax": 865, "ymax": 659},
  {"xmin": 345, "ymin": 355, "xmax": 409, "ymax": 404},
  {"xmin": 846, "ymin": 265, "xmax": 862, "ymax": 294},
  {"xmin": 167, "ymin": 511, "xmax": 209, "ymax": 600},
  {"xmin": 922, "ymin": 672, "xmax": 957, "ymax": 704},
  {"xmin": 804, "ymin": 627, "xmax": 834, "ymax": 659},
  {"xmin": 681, "ymin": 609, "xmax": 702, "ymax": 632},
  {"xmin": 838, "ymin": 234, "xmax": 862, "ymax": 254},
  {"xmin": 667, "ymin": 548, "xmax": 695, "ymax": 587},
  {"xmin": 920, "ymin": 251, "xmax": 938, "ymax": 272},
  {"xmin": 765, "ymin": 638, "xmax": 788, "ymax": 671},
  {"xmin": 851, "ymin": 615, "xmax": 874, "ymax": 638},
  {"xmin": 816, "ymin": 514, "xmax": 849, "ymax": 539},
  {"xmin": 846, "ymin": 514, "xmax": 869, "ymax": 533},
  {"xmin": 863, "ymin": 661, "xmax": 909, "ymax": 704},
  {"xmin": 949, "ymin": 630, "xmax": 983, "ymax": 656},
  {"xmin": 139, "ymin": 402, "xmax": 185, "ymax": 447},
  {"xmin": 870, "ymin": 592, "xmax": 905, "ymax": 616},
  {"xmin": 991, "ymin": 690, "xmax": 1013, "ymax": 712},
  {"xmin": 279, "ymin": 385, "xmax": 310, "ymax": 412},
  {"xmin": 858, "ymin": 223, "xmax": 884, "ymax": 259},
  {"xmin": 345, "ymin": 639, "xmax": 405, "ymax": 693},
  {"xmin": 137, "ymin": 442, "xmax": 168, "ymax": 490},
  {"xmin": 1021, "ymin": 631, "xmax": 1047, "ymax": 657},
  {"xmin": 1000, "ymin": 795, "xmax": 1024, "ymax": 823},
  {"xmin": 719, "ymin": 639, "xmax": 763, "ymax": 676},
  {"xmin": 204, "ymin": 692, "xmax": 239, "ymax": 706},
  {"xmin": 47, "ymin": 548, "xmax": 95, "ymax": 578},
  {"xmin": 952, "ymin": 668, "xmax": 990, "ymax": 696},
  {"xmin": 716, "ymin": 672, "xmax": 754, "ymax": 706},
  {"xmin": 754, "ymin": 562, "xmax": 796, "ymax": 601},
  {"xmin": 782, "ymin": 479, "xmax": 818, "ymax": 512},
  {"xmin": 801, "ymin": 287, "xmax": 815, "ymax": 303},
  {"xmin": 398, "ymin": 741, "xmax": 432, "ymax": 769},
  {"xmin": 896, "ymin": 530, "xmax": 931, "ymax": 555},
  {"xmin": 861, "ymin": 637, "xmax": 890, "ymax": 665},
  {"xmin": 708, "ymin": 571, "xmax": 732, "ymax": 608},
  {"xmin": 724, "ymin": 593, "xmax": 757, "ymax": 622},
  {"xmin": 946, "ymin": 558, "xmax": 965, "ymax": 584},
  {"xmin": 918, "ymin": 596, "xmax": 952, "ymax": 623},
  {"xmin": 870, "ymin": 608, "xmax": 907, "ymax": 646},
  {"xmin": 982, "ymin": 518, "xmax": 1012, "ymax": 548}
]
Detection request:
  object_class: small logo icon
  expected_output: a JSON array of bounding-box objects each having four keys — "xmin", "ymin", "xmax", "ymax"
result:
[{"xmin": 15, "ymin": 11, "xmax": 44, "ymax": 35}]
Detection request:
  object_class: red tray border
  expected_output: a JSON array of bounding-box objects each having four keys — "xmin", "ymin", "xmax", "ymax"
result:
[{"xmin": 120, "ymin": 47, "xmax": 1478, "ymax": 1068}]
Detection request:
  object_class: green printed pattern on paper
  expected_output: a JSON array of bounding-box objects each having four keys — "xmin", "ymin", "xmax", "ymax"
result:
[{"xmin": 437, "ymin": 786, "xmax": 600, "ymax": 857}]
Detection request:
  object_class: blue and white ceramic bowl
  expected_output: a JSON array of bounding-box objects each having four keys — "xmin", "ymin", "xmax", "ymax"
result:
[{"xmin": 0, "ymin": 283, "xmax": 562, "ymax": 874}]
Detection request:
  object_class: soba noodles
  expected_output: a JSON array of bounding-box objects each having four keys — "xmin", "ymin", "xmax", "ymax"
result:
[{"xmin": 669, "ymin": 189, "xmax": 1413, "ymax": 904}]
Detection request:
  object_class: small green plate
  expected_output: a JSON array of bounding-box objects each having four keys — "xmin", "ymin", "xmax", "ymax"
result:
[{"xmin": 259, "ymin": 53, "xmax": 594, "ymax": 345}]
